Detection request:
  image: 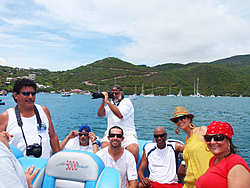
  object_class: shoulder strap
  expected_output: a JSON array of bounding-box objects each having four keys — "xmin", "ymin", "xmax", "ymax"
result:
[
  {"xmin": 15, "ymin": 105, "xmax": 42, "ymax": 147},
  {"xmin": 15, "ymin": 105, "xmax": 28, "ymax": 147},
  {"xmin": 33, "ymin": 105, "xmax": 42, "ymax": 128}
]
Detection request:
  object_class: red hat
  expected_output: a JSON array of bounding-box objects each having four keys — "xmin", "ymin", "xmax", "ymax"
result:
[{"xmin": 206, "ymin": 121, "xmax": 234, "ymax": 140}]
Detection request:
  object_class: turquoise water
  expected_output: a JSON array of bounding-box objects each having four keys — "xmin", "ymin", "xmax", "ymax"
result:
[{"xmin": 1, "ymin": 94, "xmax": 249, "ymax": 165}]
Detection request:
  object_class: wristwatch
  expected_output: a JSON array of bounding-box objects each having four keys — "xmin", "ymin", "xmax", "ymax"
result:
[
  {"xmin": 92, "ymin": 141, "xmax": 98, "ymax": 145},
  {"xmin": 181, "ymin": 160, "xmax": 186, "ymax": 166}
]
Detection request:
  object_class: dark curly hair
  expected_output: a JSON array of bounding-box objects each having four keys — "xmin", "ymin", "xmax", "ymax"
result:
[{"xmin": 12, "ymin": 78, "xmax": 37, "ymax": 103}]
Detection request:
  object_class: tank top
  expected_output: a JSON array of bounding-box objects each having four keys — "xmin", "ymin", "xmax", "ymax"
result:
[
  {"xmin": 183, "ymin": 128, "xmax": 213, "ymax": 188},
  {"xmin": 6, "ymin": 104, "xmax": 51, "ymax": 159}
]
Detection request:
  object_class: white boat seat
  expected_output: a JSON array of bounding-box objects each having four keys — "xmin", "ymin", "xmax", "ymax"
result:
[{"xmin": 42, "ymin": 150, "xmax": 121, "ymax": 188}]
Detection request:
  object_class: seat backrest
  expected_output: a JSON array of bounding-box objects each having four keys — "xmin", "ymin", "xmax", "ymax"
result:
[
  {"xmin": 18, "ymin": 156, "xmax": 48, "ymax": 188},
  {"xmin": 10, "ymin": 144, "xmax": 24, "ymax": 159},
  {"xmin": 42, "ymin": 150, "xmax": 105, "ymax": 188}
]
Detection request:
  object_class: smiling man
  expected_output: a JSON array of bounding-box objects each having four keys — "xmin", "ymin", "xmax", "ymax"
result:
[
  {"xmin": 0, "ymin": 78, "xmax": 60, "ymax": 159},
  {"xmin": 96, "ymin": 126, "xmax": 138, "ymax": 188},
  {"xmin": 97, "ymin": 85, "xmax": 139, "ymax": 162},
  {"xmin": 59, "ymin": 125, "xmax": 99, "ymax": 153},
  {"xmin": 137, "ymin": 126, "xmax": 185, "ymax": 188}
]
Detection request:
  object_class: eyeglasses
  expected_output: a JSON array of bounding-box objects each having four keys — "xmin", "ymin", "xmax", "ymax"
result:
[
  {"xmin": 109, "ymin": 133, "xmax": 123, "ymax": 138},
  {"xmin": 112, "ymin": 92, "xmax": 119, "ymax": 95},
  {"xmin": 154, "ymin": 133, "xmax": 166, "ymax": 138},
  {"xmin": 79, "ymin": 133, "xmax": 89, "ymax": 137},
  {"xmin": 204, "ymin": 134, "xmax": 227, "ymax": 142},
  {"xmin": 173, "ymin": 116, "xmax": 188, "ymax": 123},
  {"xmin": 21, "ymin": 91, "xmax": 36, "ymax": 96}
]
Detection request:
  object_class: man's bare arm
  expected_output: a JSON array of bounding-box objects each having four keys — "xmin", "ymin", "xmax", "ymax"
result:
[{"xmin": 42, "ymin": 106, "xmax": 60, "ymax": 154}]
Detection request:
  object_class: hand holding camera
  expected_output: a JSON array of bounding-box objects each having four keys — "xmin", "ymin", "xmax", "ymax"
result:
[{"xmin": 92, "ymin": 91, "xmax": 114, "ymax": 99}]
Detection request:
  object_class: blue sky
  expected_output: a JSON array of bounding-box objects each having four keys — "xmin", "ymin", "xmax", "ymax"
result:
[{"xmin": 0, "ymin": 0, "xmax": 250, "ymax": 71}]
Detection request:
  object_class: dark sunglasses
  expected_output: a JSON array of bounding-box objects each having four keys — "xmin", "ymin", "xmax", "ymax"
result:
[
  {"xmin": 79, "ymin": 132, "xmax": 89, "ymax": 137},
  {"xmin": 204, "ymin": 134, "xmax": 227, "ymax": 142},
  {"xmin": 109, "ymin": 133, "xmax": 123, "ymax": 138},
  {"xmin": 112, "ymin": 92, "xmax": 119, "ymax": 95},
  {"xmin": 21, "ymin": 91, "xmax": 36, "ymax": 96},
  {"xmin": 154, "ymin": 133, "xmax": 166, "ymax": 138},
  {"xmin": 173, "ymin": 116, "xmax": 188, "ymax": 123}
]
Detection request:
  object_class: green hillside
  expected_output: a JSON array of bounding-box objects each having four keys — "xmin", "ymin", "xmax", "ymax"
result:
[{"xmin": 0, "ymin": 55, "xmax": 249, "ymax": 96}]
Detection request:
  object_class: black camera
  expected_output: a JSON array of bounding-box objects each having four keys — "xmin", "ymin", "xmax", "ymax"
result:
[
  {"xmin": 26, "ymin": 143, "xmax": 42, "ymax": 158},
  {"xmin": 92, "ymin": 91, "xmax": 114, "ymax": 99}
]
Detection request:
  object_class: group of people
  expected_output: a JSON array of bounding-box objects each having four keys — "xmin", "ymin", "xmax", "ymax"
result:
[{"xmin": 0, "ymin": 78, "xmax": 249, "ymax": 188}]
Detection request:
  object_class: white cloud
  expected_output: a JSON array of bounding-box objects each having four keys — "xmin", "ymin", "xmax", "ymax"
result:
[
  {"xmin": 0, "ymin": 57, "xmax": 7, "ymax": 66},
  {"xmin": 0, "ymin": 0, "xmax": 250, "ymax": 70}
]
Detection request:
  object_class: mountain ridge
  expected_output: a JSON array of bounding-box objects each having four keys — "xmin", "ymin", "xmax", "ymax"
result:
[{"xmin": 0, "ymin": 55, "xmax": 249, "ymax": 96}]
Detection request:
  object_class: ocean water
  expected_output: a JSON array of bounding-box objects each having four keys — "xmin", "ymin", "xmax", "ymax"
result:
[{"xmin": 1, "ymin": 94, "xmax": 249, "ymax": 165}]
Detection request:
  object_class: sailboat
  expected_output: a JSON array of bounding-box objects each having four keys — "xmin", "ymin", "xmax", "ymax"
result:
[
  {"xmin": 195, "ymin": 78, "xmax": 204, "ymax": 97},
  {"xmin": 166, "ymin": 84, "xmax": 175, "ymax": 97},
  {"xmin": 129, "ymin": 85, "xmax": 137, "ymax": 100},
  {"xmin": 190, "ymin": 78, "xmax": 204, "ymax": 97},
  {"xmin": 177, "ymin": 90, "xmax": 183, "ymax": 97},
  {"xmin": 210, "ymin": 87, "xmax": 215, "ymax": 97},
  {"xmin": 140, "ymin": 83, "xmax": 145, "ymax": 96},
  {"xmin": 145, "ymin": 83, "xmax": 154, "ymax": 97}
]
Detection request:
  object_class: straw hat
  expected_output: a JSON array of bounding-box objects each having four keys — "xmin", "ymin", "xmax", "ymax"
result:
[{"xmin": 170, "ymin": 107, "xmax": 194, "ymax": 122}]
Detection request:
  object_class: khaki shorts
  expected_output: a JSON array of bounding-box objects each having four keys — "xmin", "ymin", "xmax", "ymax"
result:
[{"xmin": 101, "ymin": 132, "xmax": 138, "ymax": 148}]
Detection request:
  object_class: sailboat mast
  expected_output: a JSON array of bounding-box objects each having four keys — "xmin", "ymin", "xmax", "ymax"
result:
[
  {"xmin": 194, "ymin": 81, "xmax": 195, "ymax": 95},
  {"xmin": 197, "ymin": 78, "xmax": 199, "ymax": 94}
]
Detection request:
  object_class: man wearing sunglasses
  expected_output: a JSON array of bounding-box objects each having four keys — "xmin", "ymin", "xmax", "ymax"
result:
[
  {"xmin": 96, "ymin": 126, "xmax": 138, "ymax": 188},
  {"xmin": 97, "ymin": 85, "xmax": 139, "ymax": 162},
  {"xmin": 0, "ymin": 78, "xmax": 60, "ymax": 159},
  {"xmin": 59, "ymin": 125, "xmax": 99, "ymax": 153},
  {"xmin": 138, "ymin": 126, "xmax": 185, "ymax": 188}
]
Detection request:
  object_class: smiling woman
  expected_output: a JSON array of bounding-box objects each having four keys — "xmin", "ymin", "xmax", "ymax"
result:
[
  {"xmin": 196, "ymin": 121, "xmax": 250, "ymax": 188},
  {"xmin": 170, "ymin": 107, "xmax": 213, "ymax": 188}
]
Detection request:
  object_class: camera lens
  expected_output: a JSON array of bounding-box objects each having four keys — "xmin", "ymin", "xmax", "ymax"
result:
[{"xmin": 33, "ymin": 148, "xmax": 42, "ymax": 158}]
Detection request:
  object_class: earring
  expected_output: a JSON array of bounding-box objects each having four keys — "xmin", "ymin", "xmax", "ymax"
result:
[
  {"xmin": 189, "ymin": 123, "xmax": 195, "ymax": 129},
  {"xmin": 175, "ymin": 128, "xmax": 180, "ymax": 134}
]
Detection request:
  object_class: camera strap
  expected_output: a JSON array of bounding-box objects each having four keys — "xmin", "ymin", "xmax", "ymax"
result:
[{"xmin": 15, "ymin": 105, "xmax": 42, "ymax": 148}]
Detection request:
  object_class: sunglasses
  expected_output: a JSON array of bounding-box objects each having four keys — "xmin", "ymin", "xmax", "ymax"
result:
[
  {"xmin": 79, "ymin": 133, "xmax": 89, "ymax": 137},
  {"xmin": 204, "ymin": 134, "xmax": 227, "ymax": 142},
  {"xmin": 109, "ymin": 133, "xmax": 123, "ymax": 138},
  {"xmin": 173, "ymin": 116, "xmax": 188, "ymax": 123},
  {"xmin": 21, "ymin": 91, "xmax": 36, "ymax": 96},
  {"xmin": 112, "ymin": 92, "xmax": 119, "ymax": 95},
  {"xmin": 154, "ymin": 133, "xmax": 166, "ymax": 138}
]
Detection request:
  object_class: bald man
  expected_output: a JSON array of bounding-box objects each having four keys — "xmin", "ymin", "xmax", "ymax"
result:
[{"xmin": 138, "ymin": 126, "xmax": 185, "ymax": 188}]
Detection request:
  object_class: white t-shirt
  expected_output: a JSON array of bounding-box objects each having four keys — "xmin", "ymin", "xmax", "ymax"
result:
[
  {"xmin": 96, "ymin": 147, "xmax": 137, "ymax": 188},
  {"xmin": 145, "ymin": 142, "xmax": 178, "ymax": 184},
  {"xmin": 64, "ymin": 137, "xmax": 94, "ymax": 152},
  {"xmin": 104, "ymin": 98, "xmax": 136, "ymax": 135}
]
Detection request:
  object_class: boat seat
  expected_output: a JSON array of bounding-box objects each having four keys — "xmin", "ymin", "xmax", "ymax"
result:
[
  {"xmin": 42, "ymin": 150, "xmax": 121, "ymax": 188},
  {"xmin": 10, "ymin": 144, "xmax": 24, "ymax": 159},
  {"xmin": 18, "ymin": 157, "xmax": 48, "ymax": 188}
]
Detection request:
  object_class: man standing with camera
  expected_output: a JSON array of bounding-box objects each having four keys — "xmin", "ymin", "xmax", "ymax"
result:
[
  {"xmin": 97, "ymin": 85, "xmax": 139, "ymax": 162},
  {"xmin": 0, "ymin": 78, "xmax": 60, "ymax": 159}
]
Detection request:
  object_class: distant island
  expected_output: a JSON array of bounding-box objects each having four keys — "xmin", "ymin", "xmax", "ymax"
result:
[{"xmin": 0, "ymin": 55, "xmax": 249, "ymax": 97}]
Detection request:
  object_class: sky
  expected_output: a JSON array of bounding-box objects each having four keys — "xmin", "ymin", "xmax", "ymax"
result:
[{"xmin": 0, "ymin": 0, "xmax": 250, "ymax": 71}]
